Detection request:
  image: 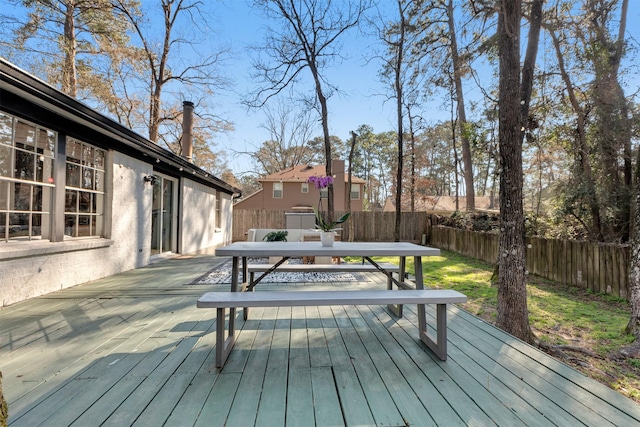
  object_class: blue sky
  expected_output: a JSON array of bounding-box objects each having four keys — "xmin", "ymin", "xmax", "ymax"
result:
[
  {"xmin": 3, "ymin": 0, "xmax": 639, "ymax": 178},
  {"xmin": 212, "ymin": 0, "xmax": 640, "ymax": 176}
]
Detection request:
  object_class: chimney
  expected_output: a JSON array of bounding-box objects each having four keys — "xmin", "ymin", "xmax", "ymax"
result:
[{"xmin": 182, "ymin": 101, "xmax": 194, "ymax": 162}]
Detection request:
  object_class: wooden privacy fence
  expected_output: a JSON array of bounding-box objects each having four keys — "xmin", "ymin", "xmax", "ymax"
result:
[
  {"xmin": 232, "ymin": 210, "xmax": 631, "ymax": 300},
  {"xmin": 232, "ymin": 210, "xmax": 428, "ymax": 243},
  {"xmin": 429, "ymin": 226, "xmax": 631, "ymax": 300}
]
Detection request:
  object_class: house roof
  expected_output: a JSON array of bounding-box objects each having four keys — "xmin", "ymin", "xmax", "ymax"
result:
[
  {"xmin": 383, "ymin": 195, "xmax": 498, "ymax": 212},
  {"xmin": 0, "ymin": 58, "xmax": 240, "ymax": 196},
  {"xmin": 261, "ymin": 163, "xmax": 366, "ymax": 184}
]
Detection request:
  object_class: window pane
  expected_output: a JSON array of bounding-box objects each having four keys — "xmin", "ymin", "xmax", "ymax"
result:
[
  {"xmin": 32, "ymin": 213, "xmax": 42, "ymax": 237},
  {"xmin": 14, "ymin": 149, "xmax": 35, "ymax": 180},
  {"xmin": 37, "ymin": 128, "xmax": 56, "ymax": 158},
  {"xmin": 66, "ymin": 139, "xmax": 81, "ymax": 163},
  {"xmin": 43, "ymin": 158, "xmax": 55, "ymax": 184},
  {"xmin": 11, "ymin": 183, "xmax": 31, "ymax": 210},
  {"xmin": 66, "ymin": 163, "xmax": 80, "ymax": 187},
  {"xmin": 65, "ymin": 189, "xmax": 77, "ymax": 212},
  {"xmin": 0, "ymin": 181, "xmax": 8, "ymax": 209},
  {"xmin": 65, "ymin": 214, "xmax": 76, "ymax": 236},
  {"xmin": 82, "ymin": 145, "xmax": 94, "ymax": 166},
  {"xmin": 0, "ymin": 113, "xmax": 12, "ymax": 147},
  {"xmin": 95, "ymin": 171, "xmax": 104, "ymax": 191},
  {"xmin": 79, "ymin": 191, "xmax": 91, "ymax": 212},
  {"xmin": 82, "ymin": 168, "xmax": 93, "ymax": 189},
  {"xmin": 0, "ymin": 212, "xmax": 5, "ymax": 239},
  {"xmin": 9, "ymin": 213, "xmax": 29, "ymax": 237},
  {"xmin": 78, "ymin": 215, "xmax": 91, "ymax": 236},
  {"xmin": 32, "ymin": 185, "xmax": 42, "ymax": 211},
  {"xmin": 14, "ymin": 120, "xmax": 35, "ymax": 152},
  {"xmin": 94, "ymin": 148, "xmax": 105, "ymax": 169},
  {"xmin": 0, "ymin": 144, "xmax": 11, "ymax": 176}
]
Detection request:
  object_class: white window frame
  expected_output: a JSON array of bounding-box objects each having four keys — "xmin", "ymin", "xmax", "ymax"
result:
[
  {"xmin": 301, "ymin": 182, "xmax": 309, "ymax": 193},
  {"xmin": 64, "ymin": 137, "xmax": 106, "ymax": 238},
  {"xmin": 0, "ymin": 112, "xmax": 56, "ymax": 242},
  {"xmin": 273, "ymin": 182, "xmax": 283, "ymax": 198},
  {"xmin": 350, "ymin": 183, "xmax": 361, "ymax": 200}
]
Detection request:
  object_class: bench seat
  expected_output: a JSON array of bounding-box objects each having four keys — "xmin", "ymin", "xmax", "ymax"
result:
[
  {"xmin": 246, "ymin": 262, "xmax": 400, "ymax": 273},
  {"xmin": 198, "ymin": 289, "xmax": 467, "ymax": 368},
  {"xmin": 247, "ymin": 261, "xmax": 400, "ymax": 289}
]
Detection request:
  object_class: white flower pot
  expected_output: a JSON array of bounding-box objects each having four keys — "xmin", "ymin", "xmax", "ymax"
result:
[{"xmin": 321, "ymin": 231, "xmax": 335, "ymax": 247}]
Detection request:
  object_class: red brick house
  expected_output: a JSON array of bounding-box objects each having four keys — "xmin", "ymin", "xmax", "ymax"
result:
[{"xmin": 235, "ymin": 160, "xmax": 366, "ymax": 212}]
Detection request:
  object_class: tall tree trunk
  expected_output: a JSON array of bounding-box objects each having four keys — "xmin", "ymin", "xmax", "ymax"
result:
[
  {"xmin": 394, "ymin": 0, "xmax": 406, "ymax": 242},
  {"xmin": 495, "ymin": 0, "xmax": 540, "ymax": 344},
  {"xmin": 348, "ymin": 131, "xmax": 357, "ymax": 241},
  {"xmin": 627, "ymin": 146, "xmax": 640, "ymax": 338},
  {"xmin": 447, "ymin": 0, "xmax": 475, "ymax": 211},
  {"xmin": 62, "ymin": 1, "xmax": 77, "ymax": 97},
  {"xmin": 546, "ymin": 25, "xmax": 603, "ymax": 240}
]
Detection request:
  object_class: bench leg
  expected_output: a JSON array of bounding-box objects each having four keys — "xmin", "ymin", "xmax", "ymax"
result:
[
  {"xmin": 419, "ymin": 303, "xmax": 448, "ymax": 361},
  {"xmin": 216, "ymin": 307, "xmax": 238, "ymax": 368}
]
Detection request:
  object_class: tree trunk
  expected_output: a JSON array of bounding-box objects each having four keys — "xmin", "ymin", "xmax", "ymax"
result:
[
  {"xmin": 394, "ymin": 0, "xmax": 405, "ymax": 242},
  {"xmin": 62, "ymin": 1, "xmax": 77, "ymax": 97},
  {"xmin": 348, "ymin": 131, "xmax": 357, "ymax": 241},
  {"xmin": 627, "ymin": 146, "xmax": 640, "ymax": 338},
  {"xmin": 447, "ymin": 0, "xmax": 474, "ymax": 211},
  {"xmin": 495, "ymin": 0, "xmax": 535, "ymax": 344}
]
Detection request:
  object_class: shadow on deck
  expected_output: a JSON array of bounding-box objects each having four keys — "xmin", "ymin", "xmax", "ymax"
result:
[{"xmin": 1, "ymin": 254, "xmax": 639, "ymax": 426}]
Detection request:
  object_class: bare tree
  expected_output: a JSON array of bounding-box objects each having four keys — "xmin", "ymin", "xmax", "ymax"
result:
[
  {"xmin": 113, "ymin": 0, "xmax": 229, "ymax": 143},
  {"xmin": 495, "ymin": 0, "xmax": 543, "ymax": 344},
  {"xmin": 248, "ymin": 0, "xmax": 370, "ymax": 223},
  {"xmin": 0, "ymin": 0, "xmax": 138, "ymax": 98}
]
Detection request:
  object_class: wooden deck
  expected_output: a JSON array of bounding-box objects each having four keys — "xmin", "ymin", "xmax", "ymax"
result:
[{"xmin": 2, "ymin": 254, "xmax": 639, "ymax": 426}]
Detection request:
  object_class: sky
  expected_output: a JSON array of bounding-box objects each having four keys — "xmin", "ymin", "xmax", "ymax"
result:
[
  {"xmin": 210, "ymin": 0, "xmax": 640, "ymax": 178},
  {"xmin": 212, "ymin": 1, "xmax": 406, "ymax": 177},
  {"xmin": 2, "ymin": 1, "xmax": 639, "ymax": 179}
]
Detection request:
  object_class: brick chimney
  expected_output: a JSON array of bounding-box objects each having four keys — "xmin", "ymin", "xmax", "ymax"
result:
[{"xmin": 182, "ymin": 101, "xmax": 194, "ymax": 162}]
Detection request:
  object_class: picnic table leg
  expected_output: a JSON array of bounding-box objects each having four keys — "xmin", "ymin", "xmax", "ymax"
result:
[
  {"xmin": 387, "ymin": 256, "xmax": 406, "ymax": 317},
  {"xmin": 414, "ymin": 255, "xmax": 448, "ymax": 361},
  {"xmin": 230, "ymin": 257, "xmax": 240, "ymax": 329}
]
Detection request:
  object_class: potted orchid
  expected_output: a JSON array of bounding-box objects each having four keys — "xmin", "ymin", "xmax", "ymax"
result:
[{"xmin": 307, "ymin": 175, "xmax": 350, "ymax": 246}]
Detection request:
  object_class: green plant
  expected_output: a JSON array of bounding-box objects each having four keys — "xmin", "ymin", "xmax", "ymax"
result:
[
  {"xmin": 313, "ymin": 206, "xmax": 350, "ymax": 232},
  {"xmin": 262, "ymin": 230, "xmax": 288, "ymax": 242}
]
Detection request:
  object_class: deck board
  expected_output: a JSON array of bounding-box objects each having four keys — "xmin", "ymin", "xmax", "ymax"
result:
[{"xmin": 2, "ymin": 253, "xmax": 639, "ymax": 426}]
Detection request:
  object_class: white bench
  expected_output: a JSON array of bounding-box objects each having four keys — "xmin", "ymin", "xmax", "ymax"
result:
[
  {"xmin": 246, "ymin": 261, "xmax": 401, "ymax": 289},
  {"xmin": 197, "ymin": 289, "xmax": 467, "ymax": 368}
]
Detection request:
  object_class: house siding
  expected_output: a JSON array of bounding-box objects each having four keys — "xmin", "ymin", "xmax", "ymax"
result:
[
  {"xmin": 1, "ymin": 152, "xmax": 151, "ymax": 306},
  {"xmin": 0, "ymin": 58, "xmax": 239, "ymax": 307},
  {"xmin": 180, "ymin": 179, "xmax": 232, "ymax": 253}
]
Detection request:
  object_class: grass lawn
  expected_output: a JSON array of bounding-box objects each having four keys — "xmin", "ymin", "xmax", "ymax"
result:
[{"xmin": 348, "ymin": 249, "xmax": 640, "ymax": 402}]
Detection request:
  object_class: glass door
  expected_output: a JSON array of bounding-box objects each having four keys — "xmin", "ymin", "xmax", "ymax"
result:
[{"xmin": 151, "ymin": 174, "xmax": 176, "ymax": 255}]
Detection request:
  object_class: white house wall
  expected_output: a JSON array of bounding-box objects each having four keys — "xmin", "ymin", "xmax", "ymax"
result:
[
  {"xmin": 0, "ymin": 152, "xmax": 152, "ymax": 306},
  {"xmin": 180, "ymin": 178, "xmax": 232, "ymax": 253}
]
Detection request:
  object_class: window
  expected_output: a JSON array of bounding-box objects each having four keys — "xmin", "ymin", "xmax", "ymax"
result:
[
  {"xmin": 273, "ymin": 182, "xmax": 283, "ymax": 198},
  {"xmin": 350, "ymin": 184, "xmax": 360, "ymax": 200},
  {"xmin": 215, "ymin": 190, "xmax": 221, "ymax": 228},
  {"xmin": 301, "ymin": 182, "xmax": 309, "ymax": 193},
  {"xmin": 0, "ymin": 112, "xmax": 56, "ymax": 241},
  {"xmin": 320, "ymin": 187, "xmax": 328, "ymax": 199},
  {"xmin": 64, "ymin": 138, "xmax": 105, "ymax": 237}
]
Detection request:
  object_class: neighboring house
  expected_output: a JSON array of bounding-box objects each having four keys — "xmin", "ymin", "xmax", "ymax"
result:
[
  {"xmin": 234, "ymin": 160, "xmax": 366, "ymax": 212},
  {"xmin": 383, "ymin": 195, "xmax": 498, "ymax": 213},
  {"xmin": 0, "ymin": 59, "xmax": 240, "ymax": 306}
]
